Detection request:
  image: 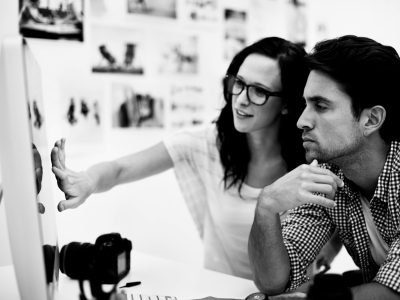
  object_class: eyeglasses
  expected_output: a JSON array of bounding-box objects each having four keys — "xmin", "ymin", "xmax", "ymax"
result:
[{"xmin": 224, "ymin": 74, "xmax": 283, "ymax": 106}]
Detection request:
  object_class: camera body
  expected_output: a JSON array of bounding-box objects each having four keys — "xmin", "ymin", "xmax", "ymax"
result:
[{"xmin": 60, "ymin": 233, "xmax": 132, "ymax": 284}]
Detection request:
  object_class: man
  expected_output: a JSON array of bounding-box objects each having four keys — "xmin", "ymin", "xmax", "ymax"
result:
[{"xmin": 249, "ymin": 35, "xmax": 400, "ymax": 300}]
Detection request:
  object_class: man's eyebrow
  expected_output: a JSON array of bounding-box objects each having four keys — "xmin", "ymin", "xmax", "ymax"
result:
[{"xmin": 306, "ymin": 95, "xmax": 332, "ymax": 104}]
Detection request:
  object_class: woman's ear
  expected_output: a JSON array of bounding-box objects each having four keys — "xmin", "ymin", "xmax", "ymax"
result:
[{"xmin": 361, "ymin": 105, "xmax": 386, "ymax": 137}]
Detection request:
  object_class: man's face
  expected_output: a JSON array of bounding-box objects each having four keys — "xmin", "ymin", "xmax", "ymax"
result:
[{"xmin": 297, "ymin": 70, "xmax": 364, "ymax": 164}]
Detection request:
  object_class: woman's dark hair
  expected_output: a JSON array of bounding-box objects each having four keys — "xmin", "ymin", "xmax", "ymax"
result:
[
  {"xmin": 216, "ymin": 37, "xmax": 308, "ymax": 190},
  {"xmin": 305, "ymin": 35, "xmax": 400, "ymax": 143}
]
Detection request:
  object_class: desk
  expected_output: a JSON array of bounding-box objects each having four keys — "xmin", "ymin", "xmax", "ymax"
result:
[
  {"xmin": 1, "ymin": 252, "xmax": 305, "ymax": 300},
  {"xmin": 58, "ymin": 251, "xmax": 257, "ymax": 300}
]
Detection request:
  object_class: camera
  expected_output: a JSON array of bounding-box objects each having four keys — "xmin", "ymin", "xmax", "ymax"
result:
[{"xmin": 60, "ymin": 233, "xmax": 132, "ymax": 284}]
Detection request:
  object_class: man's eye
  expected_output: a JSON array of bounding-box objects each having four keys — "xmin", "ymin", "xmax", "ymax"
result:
[{"xmin": 315, "ymin": 104, "xmax": 327, "ymax": 111}]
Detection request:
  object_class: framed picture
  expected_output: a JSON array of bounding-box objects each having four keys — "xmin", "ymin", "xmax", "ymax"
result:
[
  {"xmin": 287, "ymin": 1, "xmax": 307, "ymax": 47},
  {"xmin": 127, "ymin": 0, "xmax": 177, "ymax": 19},
  {"xmin": 224, "ymin": 8, "xmax": 247, "ymax": 61},
  {"xmin": 57, "ymin": 77, "xmax": 105, "ymax": 144},
  {"xmin": 169, "ymin": 84, "xmax": 206, "ymax": 128},
  {"xmin": 111, "ymin": 81, "xmax": 165, "ymax": 128},
  {"xmin": 181, "ymin": 0, "xmax": 219, "ymax": 23},
  {"xmin": 19, "ymin": 0, "xmax": 84, "ymax": 41},
  {"xmin": 157, "ymin": 34, "xmax": 199, "ymax": 75},
  {"xmin": 91, "ymin": 26, "xmax": 145, "ymax": 75}
]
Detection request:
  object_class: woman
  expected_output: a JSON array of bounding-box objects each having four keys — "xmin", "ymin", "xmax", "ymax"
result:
[{"xmin": 51, "ymin": 37, "xmax": 308, "ymax": 280}]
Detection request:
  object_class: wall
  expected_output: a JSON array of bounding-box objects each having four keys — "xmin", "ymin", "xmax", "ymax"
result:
[
  {"xmin": 306, "ymin": 0, "xmax": 400, "ymax": 52},
  {"xmin": 2, "ymin": 0, "xmax": 400, "ymax": 273},
  {"xmin": 22, "ymin": 0, "xmax": 297, "ymax": 267}
]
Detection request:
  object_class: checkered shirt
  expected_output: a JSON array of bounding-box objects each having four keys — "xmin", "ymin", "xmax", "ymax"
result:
[{"xmin": 282, "ymin": 140, "xmax": 400, "ymax": 293}]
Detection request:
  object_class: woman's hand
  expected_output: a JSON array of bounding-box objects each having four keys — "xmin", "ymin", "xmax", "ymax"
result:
[{"xmin": 51, "ymin": 138, "xmax": 94, "ymax": 211}]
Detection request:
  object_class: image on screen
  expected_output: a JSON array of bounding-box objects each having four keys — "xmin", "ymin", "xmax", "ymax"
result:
[{"xmin": 23, "ymin": 37, "xmax": 60, "ymax": 289}]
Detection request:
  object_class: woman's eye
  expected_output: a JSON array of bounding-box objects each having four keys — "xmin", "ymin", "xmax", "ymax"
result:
[
  {"xmin": 253, "ymin": 87, "xmax": 266, "ymax": 97},
  {"xmin": 236, "ymin": 80, "xmax": 245, "ymax": 87}
]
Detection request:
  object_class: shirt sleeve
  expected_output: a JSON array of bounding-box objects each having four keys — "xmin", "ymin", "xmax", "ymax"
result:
[
  {"xmin": 373, "ymin": 234, "xmax": 400, "ymax": 293},
  {"xmin": 282, "ymin": 203, "xmax": 335, "ymax": 291},
  {"xmin": 163, "ymin": 125, "xmax": 214, "ymax": 172},
  {"xmin": 163, "ymin": 125, "xmax": 215, "ymax": 238}
]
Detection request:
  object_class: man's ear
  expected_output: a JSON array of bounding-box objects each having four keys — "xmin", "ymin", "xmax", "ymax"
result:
[{"xmin": 361, "ymin": 105, "xmax": 386, "ymax": 137}]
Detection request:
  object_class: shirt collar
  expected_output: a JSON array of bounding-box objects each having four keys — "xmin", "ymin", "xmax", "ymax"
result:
[
  {"xmin": 322, "ymin": 141, "xmax": 400, "ymax": 203},
  {"xmin": 372, "ymin": 141, "xmax": 400, "ymax": 202}
]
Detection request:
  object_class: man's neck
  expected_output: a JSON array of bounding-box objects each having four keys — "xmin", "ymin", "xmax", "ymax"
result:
[{"xmin": 336, "ymin": 140, "xmax": 390, "ymax": 199}]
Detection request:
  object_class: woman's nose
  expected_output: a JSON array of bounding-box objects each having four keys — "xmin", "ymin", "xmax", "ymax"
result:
[{"xmin": 235, "ymin": 89, "xmax": 251, "ymax": 106}]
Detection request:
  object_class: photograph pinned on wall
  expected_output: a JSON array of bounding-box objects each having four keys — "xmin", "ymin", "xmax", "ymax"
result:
[
  {"xmin": 111, "ymin": 82, "xmax": 165, "ymax": 128},
  {"xmin": 168, "ymin": 84, "xmax": 207, "ymax": 129},
  {"xmin": 286, "ymin": 0, "xmax": 307, "ymax": 47},
  {"xmin": 90, "ymin": 0, "xmax": 107, "ymax": 16},
  {"xmin": 90, "ymin": 0, "xmax": 110, "ymax": 17},
  {"xmin": 157, "ymin": 34, "xmax": 199, "ymax": 74},
  {"xmin": 19, "ymin": 0, "xmax": 84, "ymax": 41},
  {"xmin": 127, "ymin": 0, "xmax": 177, "ymax": 19},
  {"xmin": 181, "ymin": 0, "xmax": 219, "ymax": 23},
  {"xmin": 223, "ymin": 8, "xmax": 247, "ymax": 61},
  {"xmin": 90, "ymin": 0, "xmax": 128, "ymax": 19},
  {"xmin": 249, "ymin": 0, "xmax": 284, "ymax": 42},
  {"xmin": 57, "ymin": 78, "xmax": 104, "ymax": 144},
  {"xmin": 91, "ymin": 26, "xmax": 145, "ymax": 75}
]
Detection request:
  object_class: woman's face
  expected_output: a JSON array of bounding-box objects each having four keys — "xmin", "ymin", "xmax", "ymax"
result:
[{"xmin": 231, "ymin": 53, "xmax": 285, "ymax": 135}]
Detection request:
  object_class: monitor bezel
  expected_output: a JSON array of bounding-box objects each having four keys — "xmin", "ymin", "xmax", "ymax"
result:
[{"xmin": 0, "ymin": 35, "xmax": 55, "ymax": 300}]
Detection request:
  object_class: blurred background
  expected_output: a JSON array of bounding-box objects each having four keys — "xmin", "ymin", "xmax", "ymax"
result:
[{"xmin": 1, "ymin": 0, "xmax": 400, "ymax": 273}]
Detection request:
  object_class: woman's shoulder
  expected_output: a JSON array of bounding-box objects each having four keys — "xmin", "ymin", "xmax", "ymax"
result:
[
  {"xmin": 178, "ymin": 123, "xmax": 217, "ymax": 143},
  {"xmin": 164, "ymin": 123, "xmax": 217, "ymax": 150}
]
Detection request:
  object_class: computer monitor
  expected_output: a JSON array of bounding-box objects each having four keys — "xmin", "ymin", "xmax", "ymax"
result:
[{"xmin": 0, "ymin": 36, "xmax": 59, "ymax": 300}]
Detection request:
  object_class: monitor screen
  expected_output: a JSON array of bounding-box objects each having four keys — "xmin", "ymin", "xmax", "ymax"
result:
[{"xmin": 0, "ymin": 36, "xmax": 59, "ymax": 300}]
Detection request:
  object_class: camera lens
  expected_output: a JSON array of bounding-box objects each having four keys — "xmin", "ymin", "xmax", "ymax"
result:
[
  {"xmin": 59, "ymin": 233, "xmax": 132, "ymax": 284},
  {"xmin": 60, "ymin": 242, "xmax": 95, "ymax": 280}
]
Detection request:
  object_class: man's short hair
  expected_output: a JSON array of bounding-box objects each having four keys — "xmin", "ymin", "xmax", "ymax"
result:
[{"xmin": 305, "ymin": 35, "xmax": 400, "ymax": 142}]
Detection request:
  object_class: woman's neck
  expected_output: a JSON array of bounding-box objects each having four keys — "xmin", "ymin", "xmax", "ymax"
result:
[
  {"xmin": 245, "ymin": 128, "xmax": 287, "ymax": 188},
  {"xmin": 247, "ymin": 127, "xmax": 281, "ymax": 163}
]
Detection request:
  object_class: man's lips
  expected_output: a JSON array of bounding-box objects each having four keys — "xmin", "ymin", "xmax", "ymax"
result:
[{"xmin": 302, "ymin": 135, "xmax": 315, "ymax": 142}]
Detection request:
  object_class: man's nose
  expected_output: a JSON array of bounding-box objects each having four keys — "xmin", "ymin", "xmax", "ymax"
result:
[{"xmin": 297, "ymin": 106, "xmax": 313, "ymax": 130}]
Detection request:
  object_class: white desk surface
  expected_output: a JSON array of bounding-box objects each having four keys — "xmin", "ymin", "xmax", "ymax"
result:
[
  {"xmin": 1, "ymin": 251, "xmax": 306, "ymax": 300},
  {"xmin": 58, "ymin": 251, "xmax": 257, "ymax": 300}
]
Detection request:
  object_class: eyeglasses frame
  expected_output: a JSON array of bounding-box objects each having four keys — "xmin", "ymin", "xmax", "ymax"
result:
[{"xmin": 224, "ymin": 74, "xmax": 284, "ymax": 106}]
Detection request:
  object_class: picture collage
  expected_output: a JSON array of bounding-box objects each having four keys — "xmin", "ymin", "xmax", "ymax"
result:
[{"xmin": 18, "ymin": 0, "xmax": 307, "ymax": 145}]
